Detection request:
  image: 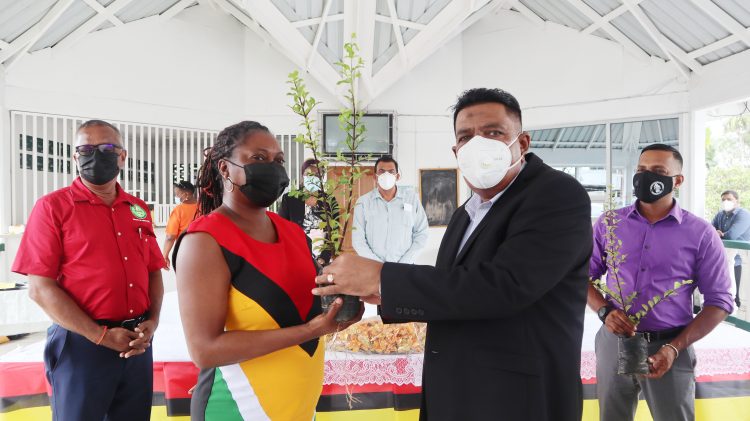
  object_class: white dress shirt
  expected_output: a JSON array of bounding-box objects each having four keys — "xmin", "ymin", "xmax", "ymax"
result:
[{"xmin": 457, "ymin": 164, "xmax": 525, "ymax": 255}]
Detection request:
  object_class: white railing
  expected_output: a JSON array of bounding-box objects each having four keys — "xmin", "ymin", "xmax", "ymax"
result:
[
  {"xmin": 9, "ymin": 112, "xmax": 306, "ymax": 225},
  {"xmin": 724, "ymin": 241, "xmax": 750, "ymax": 324}
]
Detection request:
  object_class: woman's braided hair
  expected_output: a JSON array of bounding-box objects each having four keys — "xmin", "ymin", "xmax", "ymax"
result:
[{"xmin": 196, "ymin": 121, "xmax": 270, "ymax": 216}]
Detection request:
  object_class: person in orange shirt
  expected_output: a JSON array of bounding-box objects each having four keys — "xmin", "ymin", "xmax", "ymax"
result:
[{"xmin": 162, "ymin": 180, "xmax": 198, "ymax": 269}]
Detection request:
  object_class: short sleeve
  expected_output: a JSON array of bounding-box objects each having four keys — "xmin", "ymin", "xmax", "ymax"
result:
[
  {"xmin": 11, "ymin": 198, "xmax": 63, "ymax": 279},
  {"xmin": 165, "ymin": 206, "xmax": 181, "ymax": 236}
]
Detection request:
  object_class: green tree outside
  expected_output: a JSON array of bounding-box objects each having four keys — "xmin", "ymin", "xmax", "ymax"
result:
[{"xmin": 704, "ymin": 114, "xmax": 750, "ymax": 220}]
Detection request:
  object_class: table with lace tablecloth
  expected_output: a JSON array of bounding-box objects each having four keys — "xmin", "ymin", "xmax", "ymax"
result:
[{"xmin": 2, "ymin": 293, "xmax": 750, "ymax": 421}]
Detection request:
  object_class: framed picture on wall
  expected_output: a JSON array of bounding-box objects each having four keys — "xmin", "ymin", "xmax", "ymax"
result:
[{"xmin": 419, "ymin": 168, "xmax": 458, "ymax": 227}]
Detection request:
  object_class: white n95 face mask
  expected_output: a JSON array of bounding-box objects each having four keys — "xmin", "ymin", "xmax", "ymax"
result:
[
  {"xmin": 378, "ymin": 172, "xmax": 397, "ymax": 190},
  {"xmin": 723, "ymin": 200, "xmax": 736, "ymax": 212},
  {"xmin": 456, "ymin": 134, "xmax": 522, "ymax": 189}
]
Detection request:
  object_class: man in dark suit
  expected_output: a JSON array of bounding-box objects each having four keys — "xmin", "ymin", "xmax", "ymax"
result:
[{"xmin": 314, "ymin": 88, "xmax": 592, "ymax": 420}]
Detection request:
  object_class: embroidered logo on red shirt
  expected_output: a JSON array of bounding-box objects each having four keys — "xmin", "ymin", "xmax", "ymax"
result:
[{"xmin": 130, "ymin": 204, "xmax": 147, "ymax": 219}]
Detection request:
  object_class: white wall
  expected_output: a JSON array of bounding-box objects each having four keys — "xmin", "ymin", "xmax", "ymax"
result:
[
  {"xmin": 0, "ymin": 65, "xmax": 9, "ymax": 234},
  {"xmin": 5, "ymin": 5, "xmax": 247, "ymax": 130},
  {"xmin": 5, "ymin": 3, "xmax": 744, "ymax": 261},
  {"xmin": 690, "ymin": 49, "xmax": 750, "ymax": 112}
]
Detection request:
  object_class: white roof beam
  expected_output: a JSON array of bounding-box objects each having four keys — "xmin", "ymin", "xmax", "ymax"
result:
[
  {"xmin": 690, "ymin": 0, "xmax": 750, "ymax": 48},
  {"xmin": 344, "ymin": 0, "xmax": 377, "ymax": 104},
  {"xmin": 372, "ymin": 0, "xmax": 479, "ymax": 99},
  {"xmin": 240, "ymin": 0, "xmax": 345, "ymax": 105},
  {"xmin": 373, "ymin": 15, "xmax": 427, "ymax": 31},
  {"xmin": 1, "ymin": 0, "xmax": 76, "ymax": 67},
  {"xmin": 386, "ymin": 0, "xmax": 408, "ymax": 67},
  {"xmin": 444, "ymin": 0, "xmax": 506, "ymax": 43},
  {"xmin": 509, "ymin": 0, "xmax": 544, "ymax": 26},
  {"xmin": 307, "ymin": 0, "xmax": 333, "ymax": 69},
  {"xmin": 212, "ymin": 0, "xmax": 301, "ymax": 66},
  {"xmin": 656, "ymin": 120, "xmax": 663, "ymax": 142},
  {"xmin": 55, "ymin": 0, "xmax": 134, "ymax": 50},
  {"xmin": 82, "ymin": 0, "xmax": 125, "ymax": 27},
  {"xmin": 161, "ymin": 0, "xmax": 197, "ymax": 20},
  {"xmin": 291, "ymin": 14, "xmax": 344, "ymax": 28},
  {"xmin": 688, "ymin": 34, "xmax": 739, "ymax": 59},
  {"xmin": 622, "ymin": 0, "xmax": 701, "ymax": 79},
  {"xmin": 586, "ymin": 125, "xmax": 603, "ymax": 150},
  {"xmin": 565, "ymin": 0, "xmax": 649, "ymax": 60},
  {"xmin": 552, "ymin": 129, "xmax": 564, "ymax": 150},
  {"xmin": 581, "ymin": 1, "xmax": 645, "ymax": 35}
]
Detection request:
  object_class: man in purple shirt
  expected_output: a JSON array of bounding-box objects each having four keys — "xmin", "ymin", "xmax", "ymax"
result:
[{"xmin": 588, "ymin": 143, "xmax": 733, "ymax": 421}]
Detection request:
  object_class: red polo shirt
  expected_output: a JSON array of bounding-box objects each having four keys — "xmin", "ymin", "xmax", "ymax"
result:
[{"xmin": 12, "ymin": 177, "xmax": 165, "ymax": 321}]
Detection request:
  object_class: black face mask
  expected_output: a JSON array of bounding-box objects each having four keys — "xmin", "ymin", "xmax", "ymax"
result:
[
  {"xmin": 633, "ymin": 171, "xmax": 675, "ymax": 204},
  {"xmin": 77, "ymin": 150, "xmax": 120, "ymax": 185},
  {"xmin": 227, "ymin": 161, "xmax": 289, "ymax": 208}
]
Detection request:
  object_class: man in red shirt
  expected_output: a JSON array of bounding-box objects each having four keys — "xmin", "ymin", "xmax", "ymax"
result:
[{"xmin": 12, "ymin": 119, "xmax": 165, "ymax": 420}]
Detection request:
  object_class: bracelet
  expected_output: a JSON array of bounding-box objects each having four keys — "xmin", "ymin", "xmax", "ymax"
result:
[
  {"xmin": 662, "ymin": 343, "xmax": 679, "ymax": 359},
  {"xmin": 95, "ymin": 326, "xmax": 108, "ymax": 345}
]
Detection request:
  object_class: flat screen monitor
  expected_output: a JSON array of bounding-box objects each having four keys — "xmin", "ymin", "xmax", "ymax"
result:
[{"xmin": 322, "ymin": 113, "xmax": 393, "ymax": 155}]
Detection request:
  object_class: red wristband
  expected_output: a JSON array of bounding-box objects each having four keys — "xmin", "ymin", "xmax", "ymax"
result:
[{"xmin": 95, "ymin": 326, "xmax": 108, "ymax": 345}]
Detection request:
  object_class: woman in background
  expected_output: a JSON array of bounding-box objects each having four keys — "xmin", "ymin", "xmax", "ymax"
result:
[
  {"xmin": 173, "ymin": 121, "xmax": 361, "ymax": 420},
  {"xmin": 162, "ymin": 180, "xmax": 198, "ymax": 269},
  {"xmin": 278, "ymin": 158, "xmax": 339, "ymax": 267}
]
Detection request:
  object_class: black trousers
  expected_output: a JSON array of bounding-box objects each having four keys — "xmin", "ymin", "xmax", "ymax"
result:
[{"xmin": 44, "ymin": 324, "xmax": 153, "ymax": 421}]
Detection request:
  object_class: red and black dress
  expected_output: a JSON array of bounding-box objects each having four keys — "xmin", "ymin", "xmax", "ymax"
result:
[{"xmin": 177, "ymin": 211, "xmax": 323, "ymax": 421}]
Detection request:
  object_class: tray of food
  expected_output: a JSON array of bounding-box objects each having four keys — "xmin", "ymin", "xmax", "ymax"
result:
[{"xmin": 326, "ymin": 317, "xmax": 427, "ymax": 354}]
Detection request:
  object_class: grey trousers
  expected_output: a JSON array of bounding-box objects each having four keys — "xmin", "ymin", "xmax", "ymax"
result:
[{"xmin": 595, "ymin": 326, "xmax": 697, "ymax": 421}]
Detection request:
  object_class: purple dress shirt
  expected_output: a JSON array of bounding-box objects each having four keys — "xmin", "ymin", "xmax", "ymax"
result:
[{"xmin": 590, "ymin": 200, "xmax": 734, "ymax": 331}]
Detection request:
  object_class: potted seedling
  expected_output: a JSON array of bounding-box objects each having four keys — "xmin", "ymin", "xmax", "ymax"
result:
[
  {"xmin": 286, "ymin": 36, "xmax": 369, "ymax": 322},
  {"xmin": 590, "ymin": 190, "xmax": 693, "ymax": 375}
]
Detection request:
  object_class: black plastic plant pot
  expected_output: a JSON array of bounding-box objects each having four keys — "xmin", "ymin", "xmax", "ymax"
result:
[
  {"xmin": 321, "ymin": 293, "xmax": 361, "ymax": 323},
  {"xmin": 617, "ymin": 333, "xmax": 650, "ymax": 376}
]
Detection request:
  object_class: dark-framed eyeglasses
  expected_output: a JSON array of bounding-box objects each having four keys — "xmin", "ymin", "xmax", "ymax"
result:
[{"xmin": 75, "ymin": 143, "xmax": 123, "ymax": 156}]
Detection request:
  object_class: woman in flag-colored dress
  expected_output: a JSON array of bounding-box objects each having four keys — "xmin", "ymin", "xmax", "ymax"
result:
[{"xmin": 174, "ymin": 121, "xmax": 361, "ymax": 420}]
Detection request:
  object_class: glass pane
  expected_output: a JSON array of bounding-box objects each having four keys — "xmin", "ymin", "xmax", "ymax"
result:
[
  {"xmin": 531, "ymin": 123, "xmax": 607, "ymax": 221},
  {"xmin": 611, "ymin": 118, "xmax": 680, "ymax": 208},
  {"xmin": 323, "ymin": 114, "xmax": 391, "ymax": 154}
]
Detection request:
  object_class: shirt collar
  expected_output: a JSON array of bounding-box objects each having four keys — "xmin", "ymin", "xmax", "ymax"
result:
[
  {"xmin": 465, "ymin": 162, "xmax": 526, "ymax": 220},
  {"xmin": 375, "ymin": 186, "xmax": 403, "ymax": 202},
  {"xmin": 71, "ymin": 177, "xmax": 131, "ymax": 206},
  {"xmin": 628, "ymin": 199, "xmax": 683, "ymax": 224}
]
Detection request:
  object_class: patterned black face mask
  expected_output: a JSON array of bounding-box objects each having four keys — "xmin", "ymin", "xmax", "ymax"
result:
[
  {"xmin": 226, "ymin": 161, "xmax": 290, "ymax": 208},
  {"xmin": 632, "ymin": 171, "xmax": 674, "ymax": 203}
]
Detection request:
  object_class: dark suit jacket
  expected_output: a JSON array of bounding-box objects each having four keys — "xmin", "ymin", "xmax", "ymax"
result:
[{"xmin": 380, "ymin": 153, "xmax": 592, "ymax": 421}]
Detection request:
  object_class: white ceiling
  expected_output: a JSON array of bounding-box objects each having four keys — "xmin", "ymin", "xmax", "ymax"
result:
[{"xmin": 2, "ymin": 0, "xmax": 750, "ymax": 105}]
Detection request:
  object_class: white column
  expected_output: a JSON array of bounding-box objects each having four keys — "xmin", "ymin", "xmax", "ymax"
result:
[
  {"xmin": 682, "ymin": 110, "xmax": 707, "ymax": 216},
  {"xmin": 0, "ymin": 65, "xmax": 10, "ymax": 233}
]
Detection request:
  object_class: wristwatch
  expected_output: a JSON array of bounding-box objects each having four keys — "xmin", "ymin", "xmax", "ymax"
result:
[{"xmin": 597, "ymin": 304, "xmax": 614, "ymax": 323}]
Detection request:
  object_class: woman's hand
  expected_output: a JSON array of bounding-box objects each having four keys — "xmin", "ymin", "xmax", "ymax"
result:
[{"xmin": 307, "ymin": 298, "xmax": 364, "ymax": 337}]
